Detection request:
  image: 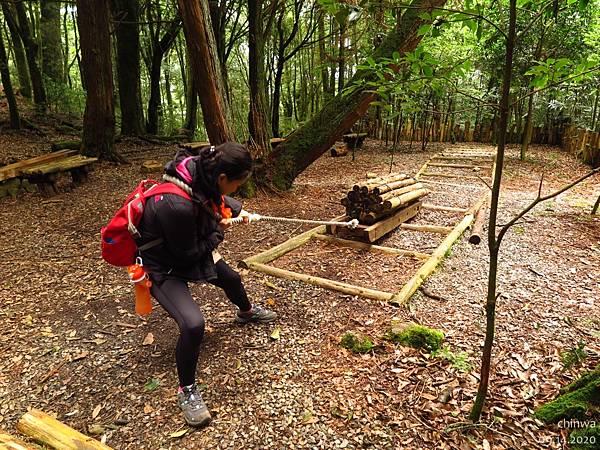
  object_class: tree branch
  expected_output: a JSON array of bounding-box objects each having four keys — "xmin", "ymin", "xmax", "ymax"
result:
[{"xmin": 496, "ymin": 168, "xmax": 600, "ymax": 246}]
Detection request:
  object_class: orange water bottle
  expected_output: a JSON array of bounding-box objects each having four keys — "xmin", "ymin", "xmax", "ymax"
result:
[{"xmin": 127, "ymin": 257, "xmax": 152, "ymax": 316}]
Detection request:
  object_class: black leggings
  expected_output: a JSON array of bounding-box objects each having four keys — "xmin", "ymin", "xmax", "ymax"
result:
[{"xmin": 150, "ymin": 260, "xmax": 251, "ymax": 387}]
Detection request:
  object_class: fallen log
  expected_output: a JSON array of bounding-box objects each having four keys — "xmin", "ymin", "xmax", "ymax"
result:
[
  {"xmin": 16, "ymin": 409, "xmax": 114, "ymax": 450},
  {"xmin": 469, "ymin": 205, "xmax": 486, "ymax": 244},
  {"xmin": 50, "ymin": 141, "xmax": 81, "ymax": 152},
  {"xmin": 382, "ymin": 188, "xmax": 429, "ymax": 211},
  {"xmin": 0, "ymin": 430, "xmax": 39, "ymax": 449},
  {"xmin": 330, "ymin": 144, "xmax": 349, "ymax": 157}
]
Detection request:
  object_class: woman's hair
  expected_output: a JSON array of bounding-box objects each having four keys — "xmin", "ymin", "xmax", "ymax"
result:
[
  {"xmin": 192, "ymin": 142, "xmax": 252, "ymax": 202},
  {"xmin": 198, "ymin": 143, "xmax": 252, "ymax": 181}
]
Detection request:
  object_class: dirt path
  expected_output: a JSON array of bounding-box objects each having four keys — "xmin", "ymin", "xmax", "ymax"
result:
[{"xmin": 1, "ymin": 139, "xmax": 598, "ymax": 449}]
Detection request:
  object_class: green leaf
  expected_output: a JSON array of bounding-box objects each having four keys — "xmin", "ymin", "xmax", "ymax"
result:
[
  {"xmin": 417, "ymin": 24, "xmax": 431, "ymax": 36},
  {"xmin": 423, "ymin": 65, "xmax": 433, "ymax": 77},
  {"xmin": 144, "ymin": 378, "xmax": 160, "ymax": 392}
]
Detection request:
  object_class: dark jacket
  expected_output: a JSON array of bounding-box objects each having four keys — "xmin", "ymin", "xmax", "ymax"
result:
[{"xmin": 137, "ymin": 151, "xmax": 242, "ymax": 283}]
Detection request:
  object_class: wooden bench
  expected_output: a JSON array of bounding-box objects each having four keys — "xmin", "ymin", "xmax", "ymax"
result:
[
  {"xmin": 0, "ymin": 150, "xmax": 97, "ymax": 197},
  {"xmin": 21, "ymin": 154, "xmax": 98, "ymax": 194}
]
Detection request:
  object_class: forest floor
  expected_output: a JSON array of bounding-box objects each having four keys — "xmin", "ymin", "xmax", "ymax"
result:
[{"xmin": 1, "ymin": 126, "xmax": 599, "ymax": 449}]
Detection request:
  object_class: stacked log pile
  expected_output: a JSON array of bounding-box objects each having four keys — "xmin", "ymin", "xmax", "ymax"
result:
[{"xmin": 342, "ymin": 173, "xmax": 429, "ymax": 225}]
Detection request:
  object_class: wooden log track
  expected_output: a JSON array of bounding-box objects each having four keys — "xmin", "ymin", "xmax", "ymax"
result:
[
  {"xmin": 239, "ymin": 226, "xmax": 326, "ymax": 269},
  {"xmin": 312, "ymin": 234, "xmax": 431, "ymax": 259},
  {"xmin": 389, "ymin": 213, "xmax": 475, "ymax": 306},
  {"xmin": 432, "ymin": 155, "xmax": 494, "ymax": 162},
  {"xmin": 422, "ymin": 203, "xmax": 468, "ymax": 213},
  {"xmin": 16, "ymin": 409, "xmax": 114, "ymax": 450},
  {"xmin": 247, "ymin": 262, "xmax": 395, "ymax": 301},
  {"xmin": 420, "ymin": 172, "xmax": 491, "ymax": 180},
  {"xmin": 0, "ymin": 430, "xmax": 39, "ymax": 449},
  {"xmin": 399, "ymin": 223, "xmax": 453, "ymax": 234},
  {"xmin": 421, "ymin": 179, "xmax": 487, "ymax": 190},
  {"xmin": 427, "ymin": 163, "xmax": 492, "ymax": 169}
]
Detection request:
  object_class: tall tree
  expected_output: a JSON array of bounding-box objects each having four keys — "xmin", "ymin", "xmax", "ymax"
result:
[
  {"xmin": 264, "ymin": 0, "xmax": 447, "ymax": 189},
  {"xmin": 113, "ymin": 0, "xmax": 145, "ymax": 135},
  {"xmin": 77, "ymin": 0, "xmax": 121, "ymax": 162},
  {"xmin": 248, "ymin": 0, "xmax": 274, "ymax": 155},
  {"xmin": 144, "ymin": 6, "xmax": 181, "ymax": 135},
  {"xmin": 0, "ymin": 18, "xmax": 20, "ymax": 128},
  {"xmin": 177, "ymin": 0, "xmax": 234, "ymax": 144},
  {"xmin": 13, "ymin": 1, "xmax": 46, "ymax": 109},
  {"xmin": 1, "ymin": 4, "xmax": 31, "ymax": 98},
  {"xmin": 40, "ymin": 0, "xmax": 63, "ymax": 83}
]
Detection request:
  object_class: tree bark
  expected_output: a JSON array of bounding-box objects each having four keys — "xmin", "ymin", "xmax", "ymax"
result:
[
  {"xmin": 337, "ymin": 21, "xmax": 346, "ymax": 94},
  {"xmin": 0, "ymin": 23, "xmax": 20, "ymax": 128},
  {"xmin": 77, "ymin": 0, "xmax": 121, "ymax": 162},
  {"xmin": 40, "ymin": 0, "xmax": 63, "ymax": 83},
  {"xmin": 318, "ymin": 10, "xmax": 329, "ymax": 100},
  {"xmin": 470, "ymin": 0, "xmax": 517, "ymax": 422},
  {"xmin": 178, "ymin": 0, "xmax": 234, "ymax": 144},
  {"xmin": 113, "ymin": 0, "xmax": 145, "ymax": 135},
  {"xmin": 248, "ymin": 0, "xmax": 271, "ymax": 156},
  {"xmin": 265, "ymin": 0, "xmax": 447, "ymax": 189},
  {"xmin": 14, "ymin": 1, "xmax": 46, "ymax": 109},
  {"xmin": 1, "ymin": 4, "xmax": 31, "ymax": 98}
]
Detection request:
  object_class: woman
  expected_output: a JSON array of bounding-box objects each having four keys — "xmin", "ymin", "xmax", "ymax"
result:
[{"xmin": 137, "ymin": 143, "xmax": 277, "ymax": 427}]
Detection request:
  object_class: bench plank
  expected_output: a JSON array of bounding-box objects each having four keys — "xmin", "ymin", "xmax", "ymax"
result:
[
  {"xmin": 0, "ymin": 150, "xmax": 78, "ymax": 182},
  {"xmin": 22, "ymin": 156, "xmax": 98, "ymax": 176}
]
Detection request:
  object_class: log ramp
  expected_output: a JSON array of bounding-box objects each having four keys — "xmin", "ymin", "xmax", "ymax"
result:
[
  {"xmin": 240, "ymin": 149, "xmax": 496, "ymax": 306},
  {"xmin": 0, "ymin": 409, "xmax": 114, "ymax": 450}
]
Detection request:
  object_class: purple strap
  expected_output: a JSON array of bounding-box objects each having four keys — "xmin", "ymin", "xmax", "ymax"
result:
[{"xmin": 176, "ymin": 156, "xmax": 194, "ymax": 184}]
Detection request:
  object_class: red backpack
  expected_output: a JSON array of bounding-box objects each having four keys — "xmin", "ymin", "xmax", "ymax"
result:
[{"xmin": 101, "ymin": 179, "xmax": 191, "ymax": 266}]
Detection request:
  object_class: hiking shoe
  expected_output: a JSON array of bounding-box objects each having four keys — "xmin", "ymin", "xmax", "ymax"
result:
[
  {"xmin": 236, "ymin": 305, "xmax": 278, "ymax": 323},
  {"xmin": 177, "ymin": 384, "xmax": 211, "ymax": 427}
]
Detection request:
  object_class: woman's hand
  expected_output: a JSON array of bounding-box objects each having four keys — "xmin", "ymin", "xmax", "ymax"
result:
[{"xmin": 219, "ymin": 218, "xmax": 232, "ymax": 230}]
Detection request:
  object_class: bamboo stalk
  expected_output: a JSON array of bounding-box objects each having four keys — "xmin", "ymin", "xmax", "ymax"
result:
[
  {"xmin": 312, "ymin": 234, "xmax": 431, "ymax": 259},
  {"xmin": 0, "ymin": 430, "xmax": 39, "ymax": 450},
  {"xmin": 421, "ymin": 172, "xmax": 490, "ymax": 180},
  {"xmin": 238, "ymin": 226, "xmax": 325, "ymax": 269},
  {"xmin": 248, "ymin": 262, "xmax": 395, "ymax": 301},
  {"xmin": 379, "ymin": 182, "xmax": 423, "ymax": 201},
  {"xmin": 372, "ymin": 178, "xmax": 416, "ymax": 195},
  {"xmin": 400, "ymin": 223, "xmax": 453, "ymax": 234},
  {"xmin": 390, "ymin": 214, "xmax": 475, "ymax": 306},
  {"xmin": 427, "ymin": 163, "xmax": 491, "ymax": 169},
  {"xmin": 16, "ymin": 409, "xmax": 113, "ymax": 450}
]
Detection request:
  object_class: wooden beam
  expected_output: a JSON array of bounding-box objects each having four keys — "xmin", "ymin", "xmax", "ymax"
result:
[
  {"xmin": 427, "ymin": 163, "xmax": 491, "ymax": 169},
  {"xmin": 0, "ymin": 150, "xmax": 78, "ymax": 182},
  {"xmin": 415, "ymin": 157, "xmax": 432, "ymax": 178},
  {"xmin": 400, "ymin": 223, "xmax": 453, "ymax": 234},
  {"xmin": 312, "ymin": 234, "xmax": 431, "ymax": 259},
  {"xmin": 17, "ymin": 409, "xmax": 114, "ymax": 450},
  {"xmin": 390, "ymin": 214, "xmax": 475, "ymax": 306},
  {"xmin": 247, "ymin": 262, "xmax": 395, "ymax": 301},
  {"xmin": 421, "ymin": 172, "xmax": 490, "ymax": 180},
  {"xmin": 469, "ymin": 206, "xmax": 486, "ymax": 245},
  {"xmin": 0, "ymin": 430, "xmax": 39, "ymax": 449},
  {"xmin": 421, "ymin": 179, "xmax": 487, "ymax": 190},
  {"xmin": 422, "ymin": 203, "xmax": 468, "ymax": 213},
  {"xmin": 239, "ymin": 225, "xmax": 325, "ymax": 269}
]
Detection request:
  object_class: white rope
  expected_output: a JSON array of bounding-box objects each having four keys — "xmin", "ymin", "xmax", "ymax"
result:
[{"xmin": 228, "ymin": 214, "xmax": 359, "ymax": 229}]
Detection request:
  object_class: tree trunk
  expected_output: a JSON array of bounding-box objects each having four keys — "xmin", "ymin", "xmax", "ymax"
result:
[
  {"xmin": 40, "ymin": 0, "xmax": 63, "ymax": 83},
  {"xmin": 76, "ymin": 0, "xmax": 120, "ymax": 162},
  {"xmin": 14, "ymin": 2, "xmax": 46, "ymax": 109},
  {"xmin": 591, "ymin": 88, "xmax": 599, "ymax": 133},
  {"xmin": 184, "ymin": 52, "xmax": 198, "ymax": 135},
  {"xmin": 248, "ymin": 0, "xmax": 271, "ymax": 156},
  {"xmin": 113, "ymin": 0, "xmax": 145, "ymax": 135},
  {"xmin": 146, "ymin": 19, "xmax": 181, "ymax": 135},
  {"xmin": 0, "ymin": 24, "xmax": 20, "ymax": 128},
  {"xmin": 318, "ymin": 10, "xmax": 329, "ymax": 100},
  {"xmin": 265, "ymin": 0, "xmax": 447, "ymax": 189},
  {"xmin": 178, "ymin": 0, "xmax": 234, "ymax": 144},
  {"xmin": 470, "ymin": 0, "xmax": 517, "ymax": 422},
  {"xmin": 337, "ymin": 22, "xmax": 346, "ymax": 94},
  {"xmin": 1, "ymin": 4, "xmax": 31, "ymax": 98}
]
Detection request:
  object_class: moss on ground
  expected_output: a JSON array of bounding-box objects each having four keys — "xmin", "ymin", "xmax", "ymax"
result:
[
  {"xmin": 384, "ymin": 322, "xmax": 444, "ymax": 352},
  {"xmin": 340, "ymin": 332, "xmax": 374, "ymax": 353}
]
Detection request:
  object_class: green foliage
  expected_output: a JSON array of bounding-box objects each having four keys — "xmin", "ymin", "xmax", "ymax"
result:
[
  {"xmin": 569, "ymin": 425, "xmax": 600, "ymax": 450},
  {"xmin": 561, "ymin": 341, "xmax": 588, "ymax": 370},
  {"xmin": 340, "ymin": 331, "xmax": 374, "ymax": 353},
  {"xmin": 385, "ymin": 322, "xmax": 445, "ymax": 352},
  {"xmin": 433, "ymin": 346, "xmax": 473, "ymax": 372}
]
